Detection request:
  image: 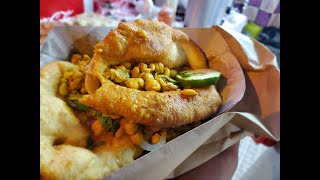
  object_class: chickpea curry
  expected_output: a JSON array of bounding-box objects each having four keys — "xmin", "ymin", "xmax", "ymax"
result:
[{"xmin": 58, "ymin": 54, "xmax": 220, "ymax": 151}]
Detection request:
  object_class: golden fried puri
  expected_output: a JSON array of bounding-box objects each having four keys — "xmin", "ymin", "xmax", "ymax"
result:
[
  {"xmin": 40, "ymin": 61, "xmax": 142, "ymax": 180},
  {"xmin": 92, "ymin": 19, "xmax": 207, "ymax": 68},
  {"xmin": 85, "ymin": 19, "xmax": 209, "ymax": 94},
  {"xmin": 80, "ymin": 80, "xmax": 222, "ymax": 131},
  {"xmin": 80, "ymin": 19, "xmax": 222, "ymax": 131}
]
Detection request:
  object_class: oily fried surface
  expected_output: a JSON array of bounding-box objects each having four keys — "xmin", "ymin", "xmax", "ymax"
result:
[
  {"xmin": 94, "ymin": 19, "xmax": 189, "ymax": 68},
  {"xmin": 80, "ymin": 80, "xmax": 222, "ymax": 131},
  {"xmin": 87, "ymin": 19, "xmax": 208, "ymax": 88},
  {"xmin": 81, "ymin": 19, "xmax": 222, "ymax": 131},
  {"xmin": 40, "ymin": 61, "xmax": 142, "ymax": 180}
]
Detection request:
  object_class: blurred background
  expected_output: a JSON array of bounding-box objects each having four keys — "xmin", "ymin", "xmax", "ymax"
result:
[
  {"xmin": 40, "ymin": 0, "xmax": 280, "ymax": 179},
  {"xmin": 40, "ymin": 0, "xmax": 279, "ymax": 65}
]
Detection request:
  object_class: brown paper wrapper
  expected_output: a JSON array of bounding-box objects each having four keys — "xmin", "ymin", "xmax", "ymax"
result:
[{"xmin": 40, "ymin": 25, "xmax": 280, "ymax": 179}]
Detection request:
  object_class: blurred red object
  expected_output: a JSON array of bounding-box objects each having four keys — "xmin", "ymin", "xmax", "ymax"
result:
[
  {"xmin": 40, "ymin": 0, "xmax": 84, "ymax": 19},
  {"xmin": 251, "ymin": 135, "xmax": 277, "ymax": 147},
  {"xmin": 158, "ymin": 6, "xmax": 174, "ymax": 26}
]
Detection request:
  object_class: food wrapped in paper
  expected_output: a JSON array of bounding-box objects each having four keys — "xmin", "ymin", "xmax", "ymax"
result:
[{"xmin": 40, "ymin": 21, "xmax": 279, "ymax": 180}]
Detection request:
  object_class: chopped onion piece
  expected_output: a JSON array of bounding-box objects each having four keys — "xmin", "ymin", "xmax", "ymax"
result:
[{"xmin": 138, "ymin": 133, "xmax": 166, "ymax": 152}]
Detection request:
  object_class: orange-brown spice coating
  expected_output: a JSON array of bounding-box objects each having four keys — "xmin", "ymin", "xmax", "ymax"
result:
[{"xmin": 80, "ymin": 80, "xmax": 222, "ymax": 131}]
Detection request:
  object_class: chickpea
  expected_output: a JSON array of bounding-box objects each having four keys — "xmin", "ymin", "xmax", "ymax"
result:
[
  {"xmin": 109, "ymin": 69, "xmax": 116, "ymax": 79},
  {"xmin": 114, "ymin": 70, "xmax": 129, "ymax": 83},
  {"xmin": 116, "ymin": 65, "xmax": 127, "ymax": 71},
  {"xmin": 130, "ymin": 132, "xmax": 143, "ymax": 145},
  {"xmin": 158, "ymin": 63, "xmax": 164, "ymax": 73},
  {"xmin": 115, "ymin": 127, "xmax": 125, "ymax": 138},
  {"xmin": 157, "ymin": 77, "xmax": 167, "ymax": 88},
  {"xmin": 122, "ymin": 62, "xmax": 132, "ymax": 69},
  {"xmin": 63, "ymin": 71, "xmax": 73, "ymax": 79},
  {"xmin": 137, "ymin": 78, "xmax": 145, "ymax": 88},
  {"xmin": 154, "ymin": 63, "xmax": 160, "ymax": 72},
  {"xmin": 80, "ymin": 87, "xmax": 87, "ymax": 94},
  {"xmin": 125, "ymin": 78, "xmax": 141, "ymax": 89},
  {"xmin": 140, "ymin": 72, "xmax": 154, "ymax": 81},
  {"xmin": 83, "ymin": 54, "xmax": 90, "ymax": 61},
  {"xmin": 145, "ymin": 79, "xmax": 161, "ymax": 92},
  {"xmin": 69, "ymin": 78, "xmax": 82, "ymax": 91},
  {"xmin": 124, "ymin": 122, "xmax": 138, "ymax": 135},
  {"xmin": 103, "ymin": 71, "xmax": 111, "ymax": 79},
  {"xmin": 71, "ymin": 54, "xmax": 82, "ymax": 64},
  {"xmin": 170, "ymin": 69, "xmax": 177, "ymax": 78},
  {"xmin": 91, "ymin": 120, "xmax": 104, "ymax": 136},
  {"xmin": 148, "ymin": 63, "xmax": 156, "ymax": 71},
  {"xmin": 181, "ymin": 89, "xmax": 198, "ymax": 96},
  {"xmin": 163, "ymin": 67, "xmax": 170, "ymax": 76},
  {"xmin": 58, "ymin": 83, "xmax": 68, "ymax": 96},
  {"xmin": 167, "ymin": 83, "xmax": 178, "ymax": 90},
  {"xmin": 72, "ymin": 71, "xmax": 83, "ymax": 80},
  {"xmin": 78, "ymin": 60, "xmax": 89, "ymax": 71},
  {"xmin": 96, "ymin": 48, "xmax": 103, "ymax": 53},
  {"xmin": 131, "ymin": 67, "xmax": 140, "ymax": 78},
  {"xmin": 138, "ymin": 63, "xmax": 150, "ymax": 73},
  {"xmin": 151, "ymin": 133, "xmax": 161, "ymax": 144}
]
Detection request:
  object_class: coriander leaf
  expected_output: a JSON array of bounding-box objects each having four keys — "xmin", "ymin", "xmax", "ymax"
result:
[
  {"xmin": 96, "ymin": 112, "xmax": 102, "ymax": 117},
  {"xmin": 99, "ymin": 116, "xmax": 112, "ymax": 132},
  {"xmin": 90, "ymin": 110, "xmax": 102, "ymax": 118},
  {"xmin": 111, "ymin": 121, "xmax": 120, "ymax": 136},
  {"xmin": 86, "ymin": 136, "xmax": 94, "ymax": 149},
  {"xmin": 161, "ymin": 75, "xmax": 177, "ymax": 83},
  {"xmin": 68, "ymin": 100, "xmax": 90, "ymax": 111},
  {"xmin": 86, "ymin": 136, "xmax": 105, "ymax": 150}
]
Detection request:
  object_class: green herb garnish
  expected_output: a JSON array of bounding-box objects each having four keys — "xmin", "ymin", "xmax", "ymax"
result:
[
  {"xmin": 86, "ymin": 136, "xmax": 105, "ymax": 149},
  {"xmin": 98, "ymin": 116, "xmax": 112, "ymax": 131},
  {"xmin": 68, "ymin": 100, "xmax": 90, "ymax": 111},
  {"xmin": 91, "ymin": 111, "xmax": 102, "ymax": 117},
  {"xmin": 111, "ymin": 121, "xmax": 120, "ymax": 136},
  {"xmin": 86, "ymin": 136, "xmax": 94, "ymax": 149},
  {"xmin": 98, "ymin": 116, "xmax": 120, "ymax": 136},
  {"xmin": 159, "ymin": 75, "xmax": 177, "ymax": 83}
]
